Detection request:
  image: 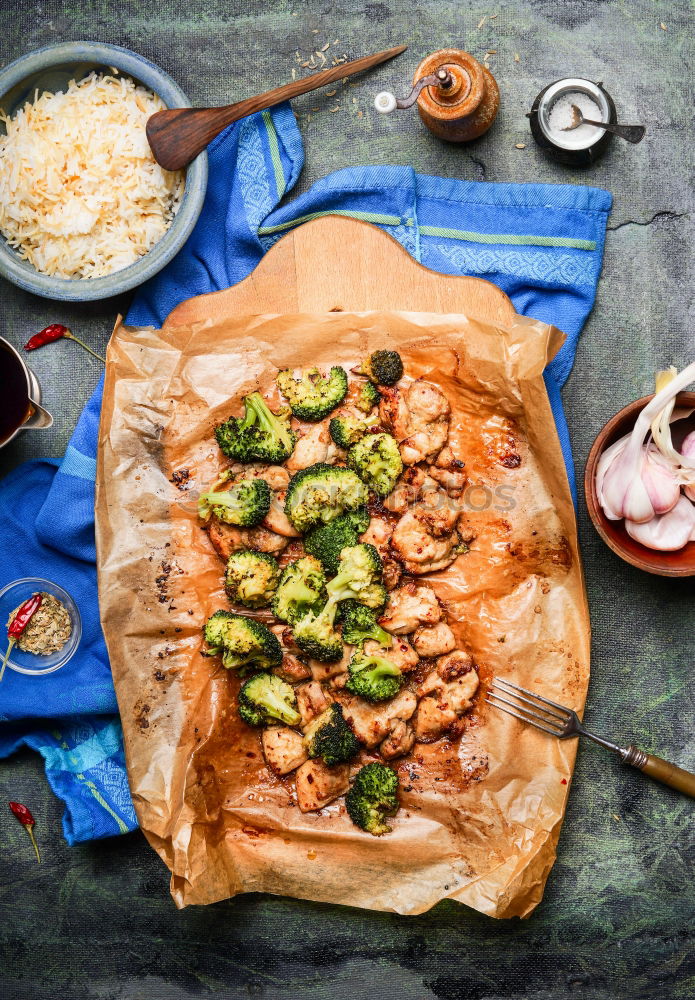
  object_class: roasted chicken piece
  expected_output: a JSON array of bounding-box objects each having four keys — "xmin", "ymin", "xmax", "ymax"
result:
[
  {"xmin": 360, "ymin": 515, "xmax": 393, "ymax": 555},
  {"xmin": 379, "ymin": 379, "xmax": 450, "ymax": 465},
  {"xmin": 263, "ymin": 489, "xmax": 301, "ymax": 538},
  {"xmin": 413, "ymin": 697, "xmax": 458, "ymax": 743},
  {"xmin": 414, "ymin": 651, "xmax": 479, "ymax": 743},
  {"xmin": 363, "ymin": 637, "xmax": 419, "ymax": 672},
  {"xmin": 339, "ymin": 689, "xmax": 417, "ymax": 747},
  {"xmin": 383, "ymin": 465, "xmax": 429, "ymax": 515},
  {"xmin": 390, "ymin": 505, "xmax": 462, "ymax": 575},
  {"xmin": 296, "ymin": 759, "xmax": 350, "ymax": 812},
  {"xmin": 379, "ymin": 581, "xmax": 442, "ymax": 634},
  {"xmin": 380, "ymin": 719, "xmax": 416, "ymax": 760},
  {"xmin": 295, "ymin": 681, "xmax": 329, "ymax": 729},
  {"xmin": 271, "ymin": 623, "xmax": 302, "ymax": 655},
  {"xmin": 309, "ymin": 646, "xmax": 352, "ymax": 682},
  {"xmin": 286, "ymin": 421, "xmax": 342, "ymax": 472},
  {"xmin": 261, "ymin": 727, "xmax": 308, "ymax": 776},
  {"xmin": 360, "ymin": 516, "xmax": 401, "ymax": 589},
  {"xmin": 207, "ymin": 517, "xmax": 290, "ymax": 562},
  {"xmin": 231, "ymin": 463, "xmax": 290, "ymax": 490},
  {"xmin": 428, "ymin": 446, "xmax": 467, "ymax": 496},
  {"xmin": 273, "ymin": 652, "xmax": 312, "ymax": 684},
  {"xmin": 411, "ymin": 622, "xmax": 456, "ymax": 658},
  {"xmin": 277, "ymin": 539, "xmax": 307, "ymax": 569}
]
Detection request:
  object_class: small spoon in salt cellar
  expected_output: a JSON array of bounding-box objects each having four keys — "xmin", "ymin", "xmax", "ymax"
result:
[{"xmin": 563, "ymin": 104, "xmax": 645, "ymax": 143}]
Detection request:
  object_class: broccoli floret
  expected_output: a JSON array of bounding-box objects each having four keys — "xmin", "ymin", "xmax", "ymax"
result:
[
  {"xmin": 225, "ymin": 550, "xmax": 280, "ymax": 609},
  {"xmin": 292, "ymin": 544, "xmax": 383, "ymax": 660},
  {"xmin": 303, "ymin": 703, "xmax": 361, "ymax": 765},
  {"xmin": 345, "ymin": 762, "xmax": 400, "ymax": 836},
  {"xmin": 355, "ymin": 381, "xmax": 380, "ymax": 414},
  {"xmin": 285, "ymin": 463, "xmax": 369, "ymax": 533},
  {"xmin": 198, "ymin": 477, "xmax": 271, "ymax": 527},
  {"xmin": 346, "ymin": 649, "xmax": 403, "ymax": 702},
  {"xmin": 355, "ymin": 350, "xmax": 403, "ymax": 386},
  {"xmin": 202, "ymin": 611, "xmax": 282, "ymax": 673},
  {"xmin": 215, "ymin": 392, "xmax": 297, "ymax": 463},
  {"xmin": 238, "ymin": 672, "xmax": 301, "ymax": 727},
  {"xmin": 329, "ymin": 413, "xmax": 373, "ymax": 449},
  {"xmin": 203, "ymin": 610, "xmax": 236, "ymax": 654},
  {"xmin": 271, "ymin": 556, "xmax": 326, "ymax": 624},
  {"xmin": 304, "ymin": 507, "xmax": 370, "ymax": 574},
  {"xmin": 338, "ymin": 600, "xmax": 393, "ymax": 647},
  {"xmin": 325, "ymin": 543, "xmax": 383, "ymax": 603},
  {"xmin": 276, "ymin": 366, "xmax": 348, "ymax": 421},
  {"xmin": 292, "ymin": 599, "xmax": 343, "ymax": 662},
  {"xmin": 359, "ymin": 582, "xmax": 388, "ymax": 613},
  {"xmin": 348, "ymin": 433, "xmax": 403, "ymax": 498}
]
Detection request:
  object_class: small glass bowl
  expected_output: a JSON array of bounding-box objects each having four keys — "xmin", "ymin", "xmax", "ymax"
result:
[{"xmin": 0, "ymin": 578, "xmax": 81, "ymax": 675}]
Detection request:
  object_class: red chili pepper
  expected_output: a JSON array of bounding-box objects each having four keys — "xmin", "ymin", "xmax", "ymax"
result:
[
  {"xmin": 9, "ymin": 801, "xmax": 41, "ymax": 863},
  {"xmin": 24, "ymin": 323, "xmax": 105, "ymax": 363},
  {"xmin": 0, "ymin": 592, "xmax": 42, "ymax": 683}
]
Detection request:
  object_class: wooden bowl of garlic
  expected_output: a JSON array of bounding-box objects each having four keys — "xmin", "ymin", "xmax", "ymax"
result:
[{"xmin": 585, "ymin": 375, "xmax": 695, "ymax": 577}]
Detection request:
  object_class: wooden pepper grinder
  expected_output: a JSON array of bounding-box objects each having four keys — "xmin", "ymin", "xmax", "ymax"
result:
[{"xmin": 374, "ymin": 48, "xmax": 500, "ymax": 142}]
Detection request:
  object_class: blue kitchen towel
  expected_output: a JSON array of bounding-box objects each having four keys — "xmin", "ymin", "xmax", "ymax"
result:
[{"xmin": 0, "ymin": 102, "xmax": 611, "ymax": 842}]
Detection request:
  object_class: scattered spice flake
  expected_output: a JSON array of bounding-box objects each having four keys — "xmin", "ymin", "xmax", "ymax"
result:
[
  {"xmin": 515, "ymin": 143, "xmax": 526, "ymax": 149},
  {"xmin": 560, "ymin": 778, "xmax": 567, "ymax": 785},
  {"xmin": 169, "ymin": 467, "xmax": 190, "ymax": 490}
]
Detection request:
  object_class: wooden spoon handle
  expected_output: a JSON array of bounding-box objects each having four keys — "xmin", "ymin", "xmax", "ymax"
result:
[
  {"xmin": 147, "ymin": 45, "xmax": 407, "ymax": 171},
  {"xmin": 624, "ymin": 745, "xmax": 695, "ymax": 797}
]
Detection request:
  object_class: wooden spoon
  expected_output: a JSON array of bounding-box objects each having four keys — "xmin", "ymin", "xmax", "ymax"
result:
[{"xmin": 147, "ymin": 45, "xmax": 407, "ymax": 171}]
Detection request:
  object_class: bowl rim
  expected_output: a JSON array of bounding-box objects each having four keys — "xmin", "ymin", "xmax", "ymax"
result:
[
  {"xmin": 0, "ymin": 40, "xmax": 207, "ymax": 302},
  {"xmin": 0, "ymin": 576, "xmax": 82, "ymax": 675},
  {"xmin": 584, "ymin": 391, "xmax": 695, "ymax": 577}
]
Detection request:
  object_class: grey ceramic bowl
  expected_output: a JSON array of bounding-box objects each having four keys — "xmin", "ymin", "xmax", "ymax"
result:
[{"xmin": 0, "ymin": 41, "xmax": 207, "ymax": 301}]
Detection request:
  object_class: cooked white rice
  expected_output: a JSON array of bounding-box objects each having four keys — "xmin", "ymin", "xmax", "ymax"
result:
[{"xmin": 0, "ymin": 72, "xmax": 185, "ymax": 279}]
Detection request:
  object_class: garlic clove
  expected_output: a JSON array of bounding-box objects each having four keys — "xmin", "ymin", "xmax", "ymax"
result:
[
  {"xmin": 625, "ymin": 495, "xmax": 695, "ymax": 551},
  {"xmin": 641, "ymin": 446, "xmax": 681, "ymax": 515},
  {"xmin": 680, "ymin": 431, "xmax": 695, "ymax": 499},
  {"xmin": 681, "ymin": 429, "xmax": 695, "ymax": 458},
  {"xmin": 595, "ymin": 434, "xmax": 629, "ymax": 520}
]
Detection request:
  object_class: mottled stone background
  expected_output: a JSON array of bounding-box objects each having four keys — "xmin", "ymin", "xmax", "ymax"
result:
[{"xmin": 0, "ymin": 2, "xmax": 693, "ymax": 999}]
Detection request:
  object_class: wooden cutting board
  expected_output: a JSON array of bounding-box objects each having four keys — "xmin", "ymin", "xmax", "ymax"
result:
[{"xmin": 164, "ymin": 215, "xmax": 517, "ymax": 328}]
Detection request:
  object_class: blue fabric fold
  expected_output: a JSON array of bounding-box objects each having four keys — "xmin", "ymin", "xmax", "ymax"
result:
[{"xmin": 0, "ymin": 102, "xmax": 611, "ymax": 842}]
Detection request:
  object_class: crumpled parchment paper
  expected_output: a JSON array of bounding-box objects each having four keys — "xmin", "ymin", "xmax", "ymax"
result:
[{"xmin": 95, "ymin": 309, "xmax": 589, "ymax": 916}]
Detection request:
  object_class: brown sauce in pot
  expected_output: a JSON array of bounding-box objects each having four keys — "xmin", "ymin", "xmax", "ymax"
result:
[{"xmin": 0, "ymin": 341, "xmax": 31, "ymax": 444}]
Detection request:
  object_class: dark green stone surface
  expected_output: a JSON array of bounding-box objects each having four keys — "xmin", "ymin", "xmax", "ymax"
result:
[{"xmin": 0, "ymin": 2, "xmax": 693, "ymax": 998}]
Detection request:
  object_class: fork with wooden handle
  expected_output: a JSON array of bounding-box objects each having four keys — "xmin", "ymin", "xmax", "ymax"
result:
[
  {"xmin": 147, "ymin": 45, "xmax": 407, "ymax": 171},
  {"xmin": 487, "ymin": 677, "xmax": 695, "ymax": 797}
]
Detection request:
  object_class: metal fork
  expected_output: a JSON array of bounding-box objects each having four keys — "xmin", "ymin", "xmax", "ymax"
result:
[{"xmin": 487, "ymin": 677, "xmax": 695, "ymax": 798}]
